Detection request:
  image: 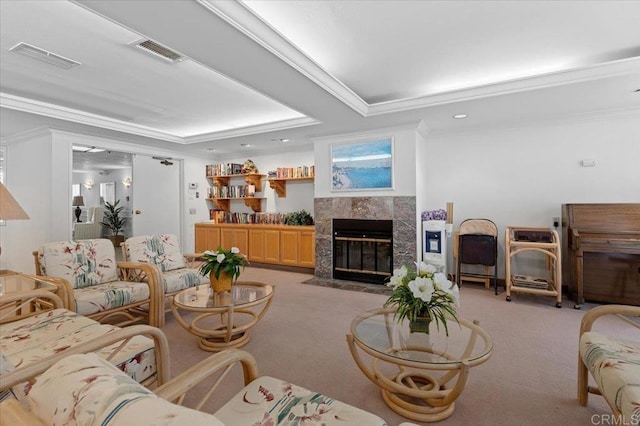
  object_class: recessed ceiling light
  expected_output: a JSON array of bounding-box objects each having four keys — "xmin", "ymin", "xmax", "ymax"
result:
[
  {"xmin": 634, "ymin": 88, "xmax": 640, "ymax": 93},
  {"xmin": 207, "ymin": 148, "xmax": 216, "ymax": 152},
  {"xmin": 280, "ymin": 138, "xmax": 290, "ymax": 143},
  {"xmin": 240, "ymin": 143, "xmax": 251, "ymax": 147},
  {"xmin": 453, "ymin": 114, "xmax": 468, "ymax": 119}
]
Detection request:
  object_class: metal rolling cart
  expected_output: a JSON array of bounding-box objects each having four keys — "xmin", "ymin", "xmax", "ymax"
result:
[{"xmin": 505, "ymin": 226, "xmax": 562, "ymax": 308}]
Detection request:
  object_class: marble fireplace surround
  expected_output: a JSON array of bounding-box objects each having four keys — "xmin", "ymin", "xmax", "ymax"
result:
[{"xmin": 314, "ymin": 196, "xmax": 417, "ymax": 281}]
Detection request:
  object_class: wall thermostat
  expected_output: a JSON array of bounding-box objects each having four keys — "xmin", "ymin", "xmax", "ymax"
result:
[{"xmin": 188, "ymin": 182, "xmax": 198, "ymax": 189}]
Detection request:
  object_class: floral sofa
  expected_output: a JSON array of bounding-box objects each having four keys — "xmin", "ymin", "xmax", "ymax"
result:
[
  {"xmin": 578, "ymin": 304, "xmax": 640, "ymax": 423},
  {"xmin": 33, "ymin": 239, "xmax": 163, "ymax": 327},
  {"xmin": 0, "ymin": 290, "xmax": 169, "ymax": 400},
  {"xmin": 1, "ymin": 347, "xmax": 390, "ymax": 425},
  {"xmin": 121, "ymin": 234, "xmax": 208, "ymax": 317}
]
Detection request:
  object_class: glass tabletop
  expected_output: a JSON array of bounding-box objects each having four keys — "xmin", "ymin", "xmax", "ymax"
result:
[
  {"xmin": 351, "ymin": 308, "xmax": 493, "ymax": 366},
  {"xmin": 0, "ymin": 273, "xmax": 58, "ymax": 296},
  {"xmin": 173, "ymin": 281, "xmax": 273, "ymax": 309}
]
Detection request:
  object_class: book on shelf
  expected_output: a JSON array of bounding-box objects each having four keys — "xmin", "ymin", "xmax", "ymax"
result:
[
  {"xmin": 208, "ymin": 185, "xmax": 253, "ymax": 199},
  {"xmin": 206, "ymin": 163, "xmax": 243, "ymax": 176},
  {"xmin": 268, "ymin": 165, "xmax": 315, "ymax": 179},
  {"xmin": 208, "ymin": 212, "xmax": 288, "ymax": 225}
]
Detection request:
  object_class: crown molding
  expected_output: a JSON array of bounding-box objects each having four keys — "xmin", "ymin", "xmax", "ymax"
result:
[
  {"xmin": 199, "ymin": 0, "xmax": 369, "ymax": 116},
  {"xmin": 368, "ymin": 57, "xmax": 640, "ymax": 116},
  {"xmin": 0, "ymin": 126, "xmax": 53, "ymax": 145},
  {"xmin": 0, "ymin": 93, "xmax": 186, "ymax": 144},
  {"xmin": 184, "ymin": 116, "xmax": 321, "ymax": 143}
]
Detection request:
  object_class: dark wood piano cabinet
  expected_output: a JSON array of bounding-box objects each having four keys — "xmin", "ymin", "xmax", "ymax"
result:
[{"xmin": 561, "ymin": 203, "xmax": 640, "ymax": 308}]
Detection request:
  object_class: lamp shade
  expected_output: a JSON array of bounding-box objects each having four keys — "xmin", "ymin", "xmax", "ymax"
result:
[
  {"xmin": 72, "ymin": 196, "xmax": 85, "ymax": 207},
  {"xmin": 0, "ymin": 182, "xmax": 29, "ymax": 220}
]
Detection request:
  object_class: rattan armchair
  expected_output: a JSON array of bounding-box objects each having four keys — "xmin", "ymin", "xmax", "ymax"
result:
[{"xmin": 33, "ymin": 239, "xmax": 164, "ymax": 327}]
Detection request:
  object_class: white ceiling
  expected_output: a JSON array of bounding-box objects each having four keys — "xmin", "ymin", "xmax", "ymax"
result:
[{"xmin": 1, "ymin": 0, "xmax": 639, "ymax": 160}]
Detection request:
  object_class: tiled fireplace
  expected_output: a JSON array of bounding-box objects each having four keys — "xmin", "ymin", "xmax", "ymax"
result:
[{"xmin": 314, "ymin": 196, "xmax": 416, "ymax": 283}]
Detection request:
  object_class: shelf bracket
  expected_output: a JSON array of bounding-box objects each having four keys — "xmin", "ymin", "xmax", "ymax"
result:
[{"xmin": 269, "ymin": 180, "xmax": 286, "ymax": 197}]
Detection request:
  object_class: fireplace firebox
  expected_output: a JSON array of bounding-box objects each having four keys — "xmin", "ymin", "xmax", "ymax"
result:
[{"xmin": 333, "ymin": 219, "xmax": 393, "ymax": 284}]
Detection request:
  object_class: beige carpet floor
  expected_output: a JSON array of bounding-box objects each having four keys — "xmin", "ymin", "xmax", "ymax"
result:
[{"xmin": 161, "ymin": 266, "xmax": 632, "ymax": 425}]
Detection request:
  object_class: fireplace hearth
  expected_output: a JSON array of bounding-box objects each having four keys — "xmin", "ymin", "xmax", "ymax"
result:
[{"xmin": 333, "ymin": 219, "xmax": 393, "ymax": 284}]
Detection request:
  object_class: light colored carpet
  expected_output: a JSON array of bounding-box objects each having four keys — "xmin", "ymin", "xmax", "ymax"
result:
[{"xmin": 161, "ymin": 266, "xmax": 632, "ymax": 425}]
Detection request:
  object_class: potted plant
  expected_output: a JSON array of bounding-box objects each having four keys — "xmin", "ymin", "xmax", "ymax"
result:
[
  {"xmin": 199, "ymin": 246, "xmax": 249, "ymax": 294},
  {"xmin": 100, "ymin": 200, "xmax": 127, "ymax": 247},
  {"xmin": 284, "ymin": 209, "xmax": 314, "ymax": 226},
  {"xmin": 384, "ymin": 262, "xmax": 460, "ymax": 335}
]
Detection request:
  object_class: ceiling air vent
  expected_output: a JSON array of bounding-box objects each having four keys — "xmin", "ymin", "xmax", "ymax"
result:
[
  {"xmin": 134, "ymin": 39, "xmax": 183, "ymax": 63},
  {"xmin": 9, "ymin": 42, "xmax": 80, "ymax": 69}
]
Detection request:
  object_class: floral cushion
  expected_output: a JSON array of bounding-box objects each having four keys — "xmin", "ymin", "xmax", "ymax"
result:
[
  {"xmin": 0, "ymin": 351, "xmax": 17, "ymax": 402},
  {"xmin": 580, "ymin": 331, "xmax": 640, "ymax": 420},
  {"xmin": 38, "ymin": 239, "xmax": 118, "ymax": 287},
  {"xmin": 27, "ymin": 353, "xmax": 224, "ymax": 426},
  {"xmin": 162, "ymin": 269, "xmax": 208, "ymax": 294},
  {"xmin": 125, "ymin": 234, "xmax": 185, "ymax": 272},
  {"xmin": 73, "ymin": 281, "xmax": 151, "ymax": 316},
  {"xmin": 0, "ymin": 308, "xmax": 156, "ymax": 385},
  {"xmin": 215, "ymin": 375, "xmax": 388, "ymax": 425}
]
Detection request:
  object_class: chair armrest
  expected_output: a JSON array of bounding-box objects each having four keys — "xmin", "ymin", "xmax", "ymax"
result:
[
  {"xmin": 183, "ymin": 253, "xmax": 205, "ymax": 269},
  {"xmin": 117, "ymin": 261, "xmax": 165, "ymax": 327},
  {"xmin": 155, "ymin": 349, "xmax": 258, "ymax": 406},
  {"xmin": 0, "ymin": 324, "xmax": 171, "ymax": 392},
  {"xmin": 0, "ymin": 290, "xmax": 65, "ymax": 324},
  {"xmin": 579, "ymin": 304, "xmax": 640, "ymax": 335}
]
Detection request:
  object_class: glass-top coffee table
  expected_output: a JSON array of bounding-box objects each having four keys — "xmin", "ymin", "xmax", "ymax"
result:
[
  {"xmin": 347, "ymin": 307, "xmax": 493, "ymax": 422},
  {"xmin": 170, "ymin": 281, "xmax": 274, "ymax": 352}
]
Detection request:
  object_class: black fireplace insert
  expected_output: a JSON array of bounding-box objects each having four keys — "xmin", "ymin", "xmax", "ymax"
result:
[{"xmin": 333, "ymin": 219, "xmax": 393, "ymax": 284}]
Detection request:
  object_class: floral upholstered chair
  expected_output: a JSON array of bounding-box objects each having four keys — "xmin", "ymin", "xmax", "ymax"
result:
[
  {"xmin": 121, "ymin": 234, "xmax": 208, "ymax": 305},
  {"xmin": 578, "ymin": 304, "xmax": 640, "ymax": 422},
  {"xmin": 33, "ymin": 239, "xmax": 163, "ymax": 327},
  {"xmin": 1, "ymin": 349, "xmax": 389, "ymax": 426}
]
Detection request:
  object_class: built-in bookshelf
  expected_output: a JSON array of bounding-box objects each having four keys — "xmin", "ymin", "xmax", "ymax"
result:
[
  {"xmin": 205, "ymin": 162, "xmax": 265, "ymax": 215},
  {"xmin": 267, "ymin": 165, "xmax": 314, "ymax": 197}
]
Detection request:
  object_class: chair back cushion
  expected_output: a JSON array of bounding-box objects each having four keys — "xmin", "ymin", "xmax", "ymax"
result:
[
  {"xmin": 38, "ymin": 239, "xmax": 118, "ymax": 288},
  {"xmin": 125, "ymin": 234, "xmax": 185, "ymax": 272}
]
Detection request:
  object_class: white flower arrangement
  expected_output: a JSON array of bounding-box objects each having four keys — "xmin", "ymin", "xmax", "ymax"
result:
[{"xmin": 384, "ymin": 261, "xmax": 460, "ymax": 335}]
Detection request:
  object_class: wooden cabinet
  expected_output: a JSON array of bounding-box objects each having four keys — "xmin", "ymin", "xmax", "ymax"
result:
[
  {"xmin": 195, "ymin": 226, "xmax": 220, "ymax": 252},
  {"xmin": 220, "ymin": 228, "xmax": 249, "ymax": 255},
  {"xmin": 280, "ymin": 230, "xmax": 299, "ymax": 265},
  {"xmin": 264, "ymin": 230, "xmax": 280, "ymax": 263},
  {"xmin": 298, "ymin": 230, "xmax": 316, "ymax": 267},
  {"xmin": 195, "ymin": 223, "xmax": 314, "ymax": 268},
  {"xmin": 249, "ymin": 229, "xmax": 280, "ymax": 263}
]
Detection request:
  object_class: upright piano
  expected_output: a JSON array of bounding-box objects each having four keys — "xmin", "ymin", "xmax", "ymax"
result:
[{"xmin": 562, "ymin": 203, "xmax": 640, "ymax": 308}]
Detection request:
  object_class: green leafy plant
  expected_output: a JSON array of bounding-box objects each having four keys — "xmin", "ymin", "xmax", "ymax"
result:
[
  {"xmin": 284, "ymin": 209, "xmax": 314, "ymax": 226},
  {"xmin": 198, "ymin": 246, "xmax": 249, "ymax": 281},
  {"xmin": 384, "ymin": 262, "xmax": 460, "ymax": 335},
  {"xmin": 100, "ymin": 200, "xmax": 126, "ymax": 236}
]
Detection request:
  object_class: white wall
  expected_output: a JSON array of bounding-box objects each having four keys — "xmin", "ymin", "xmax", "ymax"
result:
[
  {"xmin": 2, "ymin": 130, "xmax": 72, "ymax": 273},
  {"xmin": 181, "ymin": 156, "xmax": 211, "ymax": 252},
  {"xmin": 420, "ymin": 113, "xmax": 640, "ymax": 278}
]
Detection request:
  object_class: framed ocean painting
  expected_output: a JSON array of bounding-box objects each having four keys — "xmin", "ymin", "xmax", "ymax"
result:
[{"xmin": 331, "ymin": 137, "xmax": 393, "ymax": 191}]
